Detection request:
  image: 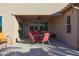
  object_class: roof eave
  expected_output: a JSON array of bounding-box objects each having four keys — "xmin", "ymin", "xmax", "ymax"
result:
[{"xmin": 59, "ymin": 3, "xmax": 74, "ymax": 13}]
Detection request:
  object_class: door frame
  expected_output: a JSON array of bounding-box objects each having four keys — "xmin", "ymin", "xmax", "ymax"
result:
[{"xmin": 18, "ymin": 21, "xmax": 25, "ymax": 38}]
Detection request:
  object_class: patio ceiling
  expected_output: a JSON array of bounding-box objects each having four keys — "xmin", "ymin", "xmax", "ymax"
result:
[{"xmin": 15, "ymin": 15, "xmax": 61, "ymax": 20}]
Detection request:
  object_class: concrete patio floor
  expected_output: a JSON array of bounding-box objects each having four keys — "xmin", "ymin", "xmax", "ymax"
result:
[{"xmin": 0, "ymin": 40, "xmax": 79, "ymax": 56}]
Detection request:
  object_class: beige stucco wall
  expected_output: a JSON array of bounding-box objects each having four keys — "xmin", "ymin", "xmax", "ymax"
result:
[
  {"xmin": 77, "ymin": 9, "xmax": 79, "ymax": 50},
  {"xmin": 2, "ymin": 15, "xmax": 18, "ymax": 44},
  {"xmin": 49, "ymin": 7, "xmax": 78, "ymax": 49},
  {"xmin": 72, "ymin": 3, "xmax": 79, "ymax": 50},
  {"xmin": 50, "ymin": 16, "xmax": 65, "ymax": 40},
  {"xmin": 58, "ymin": 7, "xmax": 77, "ymax": 49}
]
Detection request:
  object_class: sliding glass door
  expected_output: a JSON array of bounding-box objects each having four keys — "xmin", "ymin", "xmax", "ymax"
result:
[{"xmin": 29, "ymin": 22, "xmax": 48, "ymax": 31}]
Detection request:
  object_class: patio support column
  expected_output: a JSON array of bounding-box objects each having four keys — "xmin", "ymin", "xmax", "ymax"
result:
[{"xmin": 11, "ymin": 13, "xmax": 20, "ymax": 44}]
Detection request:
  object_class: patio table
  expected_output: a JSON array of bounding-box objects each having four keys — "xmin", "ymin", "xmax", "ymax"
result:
[{"xmin": 33, "ymin": 34, "xmax": 44, "ymax": 42}]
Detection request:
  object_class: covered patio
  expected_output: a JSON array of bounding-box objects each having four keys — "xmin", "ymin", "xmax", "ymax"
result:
[{"xmin": 14, "ymin": 14, "xmax": 63, "ymax": 42}]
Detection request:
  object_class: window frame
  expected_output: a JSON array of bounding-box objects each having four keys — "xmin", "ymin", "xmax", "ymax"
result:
[
  {"xmin": 67, "ymin": 16, "xmax": 71, "ymax": 33},
  {"xmin": 29, "ymin": 22, "xmax": 48, "ymax": 31}
]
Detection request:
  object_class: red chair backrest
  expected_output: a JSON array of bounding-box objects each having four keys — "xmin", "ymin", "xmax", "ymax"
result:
[
  {"xmin": 28, "ymin": 32, "xmax": 35, "ymax": 41},
  {"xmin": 42, "ymin": 32, "xmax": 50, "ymax": 42},
  {"xmin": 33, "ymin": 31, "xmax": 39, "ymax": 35}
]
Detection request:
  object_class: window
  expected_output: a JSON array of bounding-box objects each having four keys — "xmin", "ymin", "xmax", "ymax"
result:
[
  {"xmin": 67, "ymin": 16, "xmax": 71, "ymax": 24},
  {"xmin": 29, "ymin": 22, "xmax": 48, "ymax": 31},
  {"xmin": 0, "ymin": 16, "xmax": 2, "ymax": 32},
  {"xmin": 44, "ymin": 22, "xmax": 48, "ymax": 31},
  {"xmin": 67, "ymin": 16, "xmax": 71, "ymax": 33},
  {"xmin": 29, "ymin": 24, "xmax": 34, "ymax": 31}
]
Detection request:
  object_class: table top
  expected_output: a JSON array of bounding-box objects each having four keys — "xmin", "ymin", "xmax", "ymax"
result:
[{"xmin": 33, "ymin": 34, "xmax": 44, "ymax": 37}]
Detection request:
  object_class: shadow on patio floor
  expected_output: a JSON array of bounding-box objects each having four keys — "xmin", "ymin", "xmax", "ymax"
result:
[
  {"xmin": 5, "ymin": 48, "xmax": 50, "ymax": 56},
  {"xmin": 0, "ymin": 39, "xmax": 79, "ymax": 56}
]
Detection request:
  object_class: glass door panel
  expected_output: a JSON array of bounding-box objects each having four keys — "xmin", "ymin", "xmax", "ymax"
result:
[{"xmin": 29, "ymin": 22, "xmax": 48, "ymax": 31}]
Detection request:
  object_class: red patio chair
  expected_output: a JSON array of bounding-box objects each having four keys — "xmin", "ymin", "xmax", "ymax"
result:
[
  {"xmin": 41, "ymin": 32, "xmax": 50, "ymax": 45},
  {"xmin": 32, "ymin": 30, "xmax": 39, "ymax": 35},
  {"xmin": 28, "ymin": 32, "xmax": 35, "ymax": 43}
]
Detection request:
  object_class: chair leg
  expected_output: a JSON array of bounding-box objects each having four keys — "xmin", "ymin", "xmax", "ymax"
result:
[
  {"xmin": 42, "ymin": 42, "xmax": 45, "ymax": 46},
  {"xmin": 48, "ymin": 40, "xmax": 51, "ymax": 45}
]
